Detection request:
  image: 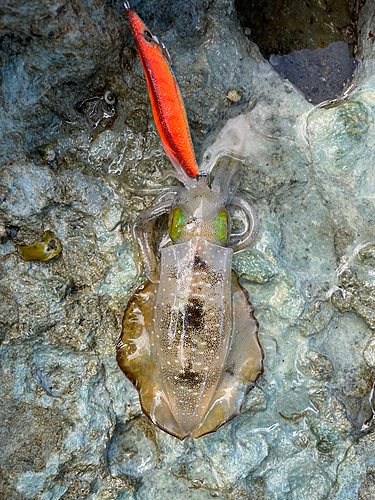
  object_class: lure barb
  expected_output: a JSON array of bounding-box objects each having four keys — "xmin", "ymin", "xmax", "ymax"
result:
[{"xmin": 124, "ymin": 2, "xmax": 198, "ymax": 178}]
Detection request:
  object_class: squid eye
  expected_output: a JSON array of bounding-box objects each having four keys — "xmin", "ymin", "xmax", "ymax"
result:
[
  {"xmin": 169, "ymin": 207, "xmax": 185, "ymax": 241},
  {"xmin": 215, "ymin": 210, "xmax": 230, "ymax": 244},
  {"xmin": 143, "ymin": 30, "xmax": 153, "ymax": 42}
]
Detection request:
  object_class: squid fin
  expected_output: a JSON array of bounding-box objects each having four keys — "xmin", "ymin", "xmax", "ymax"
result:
[
  {"xmin": 117, "ymin": 281, "xmax": 187, "ymax": 439},
  {"xmin": 191, "ymin": 271, "xmax": 263, "ymax": 438}
]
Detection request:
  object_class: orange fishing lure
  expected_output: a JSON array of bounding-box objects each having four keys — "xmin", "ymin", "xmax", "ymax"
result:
[{"xmin": 124, "ymin": 2, "xmax": 198, "ymax": 178}]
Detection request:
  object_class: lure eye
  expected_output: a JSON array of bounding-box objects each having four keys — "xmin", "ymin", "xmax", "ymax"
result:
[
  {"xmin": 143, "ymin": 30, "xmax": 153, "ymax": 42},
  {"xmin": 169, "ymin": 207, "xmax": 185, "ymax": 241},
  {"xmin": 215, "ymin": 210, "xmax": 230, "ymax": 244}
]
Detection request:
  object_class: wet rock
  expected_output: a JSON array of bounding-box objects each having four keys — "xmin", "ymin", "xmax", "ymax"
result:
[
  {"xmin": 1, "ymin": 0, "xmax": 375, "ymax": 498},
  {"xmin": 330, "ymin": 246, "xmax": 375, "ymax": 330},
  {"xmin": 329, "ymin": 433, "xmax": 375, "ymax": 500},
  {"xmin": 0, "ymin": 292, "xmax": 18, "ymax": 345}
]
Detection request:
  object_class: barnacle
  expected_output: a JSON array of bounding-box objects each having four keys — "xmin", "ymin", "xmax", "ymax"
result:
[
  {"xmin": 19, "ymin": 231, "xmax": 62, "ymax": 262},
  {"xmin": 226, "ymin": 90, "xmax": 242, "ymax": 103}
]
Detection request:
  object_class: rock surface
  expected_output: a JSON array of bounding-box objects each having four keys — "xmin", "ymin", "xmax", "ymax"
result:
[{"xmin": 1, "ymin": 0, "xmax": 375, "ymax": 499}]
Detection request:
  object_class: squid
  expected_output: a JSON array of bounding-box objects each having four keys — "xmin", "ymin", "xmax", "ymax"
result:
[{"xmin": 117, "ymin": 3, "xmax": 263, "ymax": 439}]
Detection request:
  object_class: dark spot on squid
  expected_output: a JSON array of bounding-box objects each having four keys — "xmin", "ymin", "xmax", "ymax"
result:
[
  {"xmin": 193, "ymin": 255, "xmax": 208, "ymax": 271},
  {"xmin": 185, "ymin": 297, "xmax": 204, "ymax": 330},
  {"xmin": 176, "ymin": 368, "xmax": 202, "ymax": 385}
]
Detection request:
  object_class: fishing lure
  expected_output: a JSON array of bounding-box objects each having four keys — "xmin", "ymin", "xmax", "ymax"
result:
[
  {"xmin": 117, "ymin": 4, "xmax": 263, "ymax": 439},
  {"xmin": 124, "ymin": 1, "xmax": 198, "ymax": 178}
]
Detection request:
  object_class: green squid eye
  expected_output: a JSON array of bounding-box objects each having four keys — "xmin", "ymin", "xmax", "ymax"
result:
[
  {"xmin": 169, "ymin": 207, "xmax": 185, "ymax": 241},
  {"xmin": 215, "ymin": 210, "xmax": 229, "ymax": 244}
]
